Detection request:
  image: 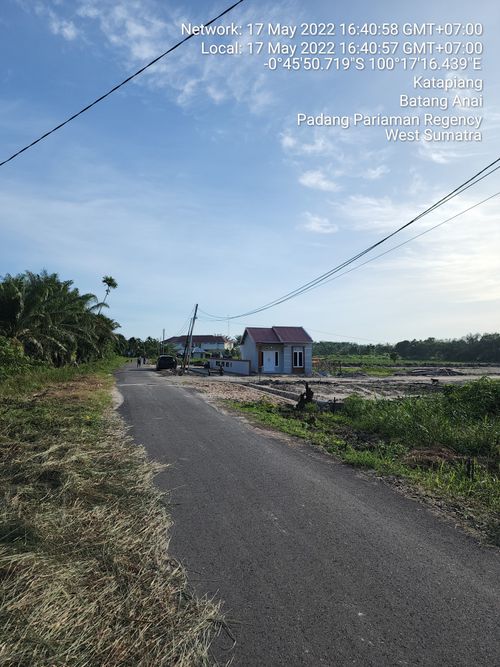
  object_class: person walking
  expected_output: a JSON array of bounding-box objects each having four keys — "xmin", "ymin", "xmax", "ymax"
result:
[{"xmin": 137, "ymin": 357, "xmax": 141, "ymax": 368}]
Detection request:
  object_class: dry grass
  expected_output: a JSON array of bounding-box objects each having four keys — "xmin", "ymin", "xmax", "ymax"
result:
[{"xmin": 0, "ymin": 363, "xmax": 222, "ymax": 666}]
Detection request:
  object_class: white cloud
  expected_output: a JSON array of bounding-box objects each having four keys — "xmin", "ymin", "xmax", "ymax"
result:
[
  {"xmin": 417, "ymin": 139, "xmax": 461, "ymax": 164},
  {"xmin": 301, "ymin": 212, "xmax": 338, "ymax": 235},
  {"xmin": 34, "ymin": 3, "xmax": 79, "ymax": 40},
  {"xmin": 364, "ymin": 165, "xmax": 389, "ymax": 180},
  {"xmin": 328, "ymin": 191, "xmax": 500, "ymax": 304},
  {"xmin": 29, "ymin": 0, "xmax": 299, "ymax": 113},
  {"xmin": 50, "ymin": 16, "xmax": 78, "ymax": 40},
  {"xmin": 299, "ymin": 170, "xmax": 340, "ymax": 192},
  {"xmin": 332, "ymin": 195, "xmax": 418, "ymax": 232},
  {"xmin": 281, "ymin": 127, "xmax": 346, "ymax": 157}
]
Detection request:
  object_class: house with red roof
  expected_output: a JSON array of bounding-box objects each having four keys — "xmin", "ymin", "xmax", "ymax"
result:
[
  {"xmin": 164, "ymin": 335, "xmax": 232, "ymax": 357},
  {"xmin": 240, "ymin": 326, "xmax": 313, "ymax": 375}
]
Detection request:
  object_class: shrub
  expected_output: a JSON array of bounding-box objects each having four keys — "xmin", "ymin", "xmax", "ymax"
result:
[{"xmin": 0, "ymin": 336, "xmax": 37, "ymax": 381}]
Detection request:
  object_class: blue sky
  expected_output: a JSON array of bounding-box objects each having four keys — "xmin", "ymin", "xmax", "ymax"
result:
[{"xmin": 1, "ymin": 0, "xmax": 500, "ymax": 343}]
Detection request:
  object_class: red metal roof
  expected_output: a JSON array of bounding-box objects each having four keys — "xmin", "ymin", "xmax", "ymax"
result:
[
  {"xmin": 273, "ymin": 327, "xmax": 313, "ymax": 343},
  {"xmin": 244, "ymin": 328, "xmax": 280, "ymax": 343},
  {"xmin": 243, "ymin": 327, "xmax": 312, "ymax": 344}
]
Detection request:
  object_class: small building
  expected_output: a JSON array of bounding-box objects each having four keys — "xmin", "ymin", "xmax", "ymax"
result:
[
  {"xmin": 240, "ymin": 326, "xmax": 313, "ymax": 375},
  {"xmin": 164, "ymin": 335, "xmax": 233, "ymax": 358}
]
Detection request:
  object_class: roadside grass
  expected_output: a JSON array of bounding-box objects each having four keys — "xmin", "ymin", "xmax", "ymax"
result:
[
  {"xmin": 229, "ymin": 378, "xmax": 500, "ymax": 544},
  {"xmin": 0, "ymin": 357, "xmax": 221, "ymax": 666}
]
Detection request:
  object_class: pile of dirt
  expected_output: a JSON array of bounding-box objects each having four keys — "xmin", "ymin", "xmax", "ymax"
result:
[{"xmin": 408, "ymin": 368, "xmax": 464, "ymax": 376}]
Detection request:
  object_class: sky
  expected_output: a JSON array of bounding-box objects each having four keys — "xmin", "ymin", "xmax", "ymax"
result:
[{"xmin": 1, "ymin": 0, "xmax": 500, "ymax": 344}]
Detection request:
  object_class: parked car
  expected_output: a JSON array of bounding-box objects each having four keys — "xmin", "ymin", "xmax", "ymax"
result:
[{"xmin": 156, "ymin": 355, "xmax": 177, "ymax": 371}]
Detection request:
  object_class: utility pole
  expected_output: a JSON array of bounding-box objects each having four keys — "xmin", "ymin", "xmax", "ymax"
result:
[
  {"xmin": 181, "ymin": 304, "xmax": 198, "ymax": 374},
  {"xmin": 162, "ymin": 328, "xmax": 165, "ymax": 354}
]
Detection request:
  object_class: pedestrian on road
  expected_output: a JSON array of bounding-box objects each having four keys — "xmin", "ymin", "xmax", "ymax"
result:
[
  {"xmin": 143, "ymin": 356, "xmax": 147, "ymax": 365},
  {"xmin": 137, "ymin": 357, "xmax": 141, "ymax": 368}
]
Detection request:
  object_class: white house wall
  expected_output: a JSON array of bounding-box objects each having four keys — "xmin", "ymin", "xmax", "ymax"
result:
[
  {"xmin": 283, "ymin": 345, "xmax": 292, "ymax": 374},
  {"xmin": 305, "ymin": 344, "xmax": 313, "ymax": 374},
  {"xmin": 240, "ymin": 340, "xmax": 259, "ymax": 372}
]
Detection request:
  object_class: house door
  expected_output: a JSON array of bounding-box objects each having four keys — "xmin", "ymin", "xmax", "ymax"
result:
[{"xmin": 263, "ymin": 350, "xmax": 276, "ymax": 372}]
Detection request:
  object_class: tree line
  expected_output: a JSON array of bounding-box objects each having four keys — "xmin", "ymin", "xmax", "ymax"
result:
[
  {"xmin": 114, "ymin": 335, "xmax": 177, "ymax": 359},
  {"xmin": 0, "ymin": 271, "xmax": 119, "ymax": 368},
  {"xmin": 313, "ymin": 333, "xmax": 500, "ymax": 363}
]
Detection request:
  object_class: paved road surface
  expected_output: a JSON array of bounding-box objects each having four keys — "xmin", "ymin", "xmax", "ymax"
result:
[{"xmin": 116, "ymin": 365, "xmax": 499, "ymax": 666}]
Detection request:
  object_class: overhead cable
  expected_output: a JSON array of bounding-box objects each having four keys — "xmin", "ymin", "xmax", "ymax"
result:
[
  {"xmin": 201, "ymin": 160, "xmax": 500, "ymax": 320},
  {"xmin": 0, "ymin": 0, "xmax": 246, "ymax": 167}
]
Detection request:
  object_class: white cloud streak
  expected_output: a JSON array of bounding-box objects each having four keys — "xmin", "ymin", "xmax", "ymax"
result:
[
  {"xmin": 299, "ymin": 170, "xmax": 340, "ymax": 192},
  {"xmin": 30, "ymin": 0, "xmax": 301, "ymax": 113},
  {"xmin": 301, "ymin": 212, "xmax": 338, "ymax": 235}
]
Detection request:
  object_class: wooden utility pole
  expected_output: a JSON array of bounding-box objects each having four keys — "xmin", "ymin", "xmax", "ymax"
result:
[{"xmin": 181, "ymin": 304, "xmax": 198, "ymax": 374}]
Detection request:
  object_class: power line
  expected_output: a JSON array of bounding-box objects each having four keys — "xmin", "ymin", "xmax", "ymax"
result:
[
  {"xmin": 175, "ymin": 305, "xmax": 196, "ymax": 338},
  {"xmin": 0, "ymin": 0, "xmax": 246, "ymax": 168},
  {"xmin": 219, "ymin": 190, "xmax": 499, "ymax": 314},
  {"xmin": 206, "ymin": 161, "xmax": 500, "ymax": 319},
  {"xmin": 306, "ymin": 328, "xmax": 381, "ymax": 343},
  {"xmin": 317, "ymin": 190, "xmax": 500, "ymax": 288},
  {"xmin": 201, "ymin": 158, "xmax": 500, "ymax": 321},
  {"xmin": 175, "ymin": 320, "xmax": 192, "ymax": 338},
  {"xmin": 197, "ymin": 316, "xmax": 382, "ymax": 343}
]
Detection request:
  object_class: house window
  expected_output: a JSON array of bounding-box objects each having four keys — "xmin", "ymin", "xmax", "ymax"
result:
[
  {"xmin": 275, "ymin": 351, "xmax": 279, "ymax": 367},
  {"xmin": 293, "ymin": 347, "xmax": 304, "ymax": 368}
]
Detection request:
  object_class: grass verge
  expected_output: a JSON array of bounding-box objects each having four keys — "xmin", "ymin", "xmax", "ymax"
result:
[
  {"xmin": 228, "ymin": 378, "xmax": 500, "ymax": 545},
  {"xmin": 0, "ymin": 357, "xmax": 222, "ymax": 666}
]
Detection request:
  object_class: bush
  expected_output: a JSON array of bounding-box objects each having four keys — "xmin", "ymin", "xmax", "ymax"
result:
[
  {"xmin": 0, "ymin": 336, "xmax": 38, "ymax": 381},
  {"xmin": 442, "ymin": 377, "xmax": 500, "ymax": 418},
  {"xmin": 342, "ymin": 380, "xmax": 500, "ymax": 459}
]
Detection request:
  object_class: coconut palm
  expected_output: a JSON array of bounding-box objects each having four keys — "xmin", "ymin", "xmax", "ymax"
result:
[{"xmin": 98, "ymin": 275, "xmax": 118, "ymax": 314}]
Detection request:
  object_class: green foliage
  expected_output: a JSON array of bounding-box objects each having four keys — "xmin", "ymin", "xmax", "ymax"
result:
[
  {"xmin": 313, "ymin": 341, "xmax": 392, "ymax": 357},
  {"xmin": 0, "ymin": 270, "xmax": 119, "ymax": 367},
  {"xmin": 0, "ymin": 336, "xmax": 37, "ymax": 380},
  {"xmin": 123, "ymin": 336, "xmax": 174, "ymax": 358},
  {"xmin": 314, "ymin": 332, "xmax": 500, "ymax": 364},
  {"xmin": 394, "ymin": 333, "xmax": 500, "ymax": 362},
  {"xmin": 102, "ymin": 275, "xmax": 118, "ymax": 291},
  {"xmin": 442, "ymin": 377, "xmax": 500, "ymax": 418},
  {"xmin": 342, "ymin": 379, "xmax": 500, "ymax": 458}
]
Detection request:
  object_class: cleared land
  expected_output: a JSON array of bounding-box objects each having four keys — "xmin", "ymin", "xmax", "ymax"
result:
[{"xmin": 161, "ymin": 363, "xmax": 500, "ymax": 402}]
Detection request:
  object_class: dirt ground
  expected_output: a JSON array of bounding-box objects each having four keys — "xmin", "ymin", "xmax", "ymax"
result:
[{"xmin": 158, "ymin": 365, "xmax": 500, "ymax": 403}]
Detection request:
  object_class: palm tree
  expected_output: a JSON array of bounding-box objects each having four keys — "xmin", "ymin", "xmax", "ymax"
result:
[
  {"xmin": 98, "ymin": 276, "xmax": 118, "ymax": 314},
  {"xmin": 0, "ymin": 271, "xmax": 119, "ymax": 366}
]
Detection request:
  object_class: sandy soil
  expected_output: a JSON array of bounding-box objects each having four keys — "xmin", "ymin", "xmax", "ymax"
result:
[{"xmin": 157, "ymin": 365, "xmax": 500, "ymax": 403}]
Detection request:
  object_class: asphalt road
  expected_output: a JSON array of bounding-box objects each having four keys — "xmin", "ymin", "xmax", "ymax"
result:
[{"xmin": 116, "ymin": 365, "xmax": 499, "ymax": 667}]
